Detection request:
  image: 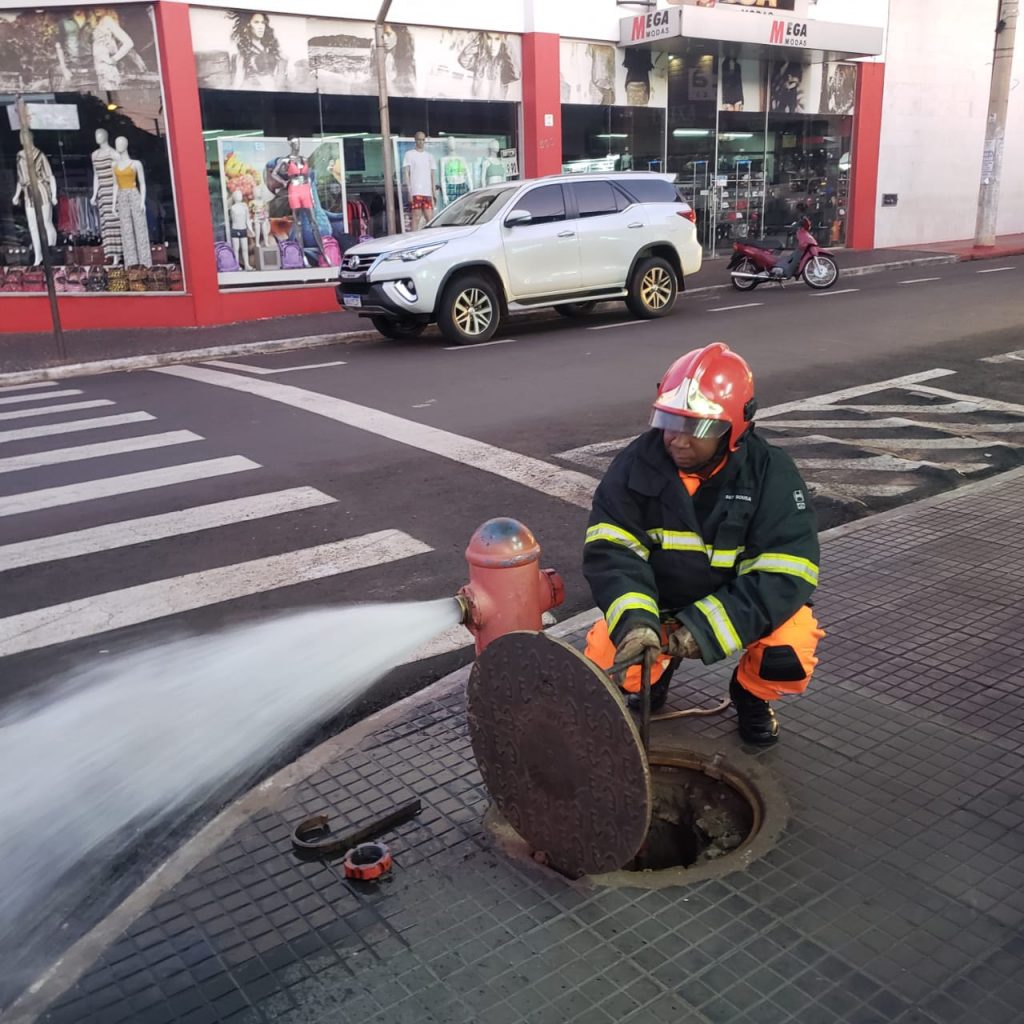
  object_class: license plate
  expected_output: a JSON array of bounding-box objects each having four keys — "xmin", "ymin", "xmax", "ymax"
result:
[
  {"xmin": 340, "ymin": 270, "xmax": 361, "ymax": 279},
  {"xmin": 343, "ymin": 294, "xmax": 362, "ymax": 309}
]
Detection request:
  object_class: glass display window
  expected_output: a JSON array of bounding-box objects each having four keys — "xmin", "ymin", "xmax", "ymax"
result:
[{"xmin": 0, "ymin": 4, "xmax": 182, "ymax": 295}]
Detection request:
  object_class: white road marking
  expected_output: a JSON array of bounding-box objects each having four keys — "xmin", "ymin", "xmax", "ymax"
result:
[
  {"xmin": 443, "ymin": 339, "xmax": 516, "ymax": 351},
  {"xmin": 756, "ymin": 369, "xmax": 956, "ymax": 419},
  {"xmin": 0, "ymin": 456, "xmax": 259, "ymax": 518},
  {"xmin": 899, "ymin": 278, "xmax": 941, "ymax": 285},
  {"xmin": 0, "ymin": 400, "xmax": 114, "ymax": 423},
  {"xmin": 770, "ymin": 420, "xmax": 1024, "ymax": 434},
  {"xmin": 903, "ymin": 385, "xmax": 1024, "ymax": 416},
  {"xmin": 770, "ymin": 434, "xmax": 1013, "ymax": 450},
  {"xmin": 810, "ymin": 482, "xmax": 917, "ymax": 499},
  {"xmin": 977, "ymin": 266, "xmax": 1016, "ymax": 273},
  {"xmin": 799, "ymin": 454, "xmax": 989, "ymax": 473},
  {"xmin": 588, "ymin": 320, "xmax": 651, "ymax": 331},
  {"xmin": 0, "ymin": 412, "xmax": 156, "ymax": 445},
  {"xmin": 790, "ymin": 401, "xmax": 992, "ymax": 415},
  {"xmin": 554, "ymin": 438, "xmax": 633, "ymax": 472},
  {"xmin": 204, "ymin": 359, "xmax": 347, "ymax": 374},
  {"xmin": 0, "ymin": 389, "xmax": 83, "ymax": 407},
  {"xmin": 981, "ymin": 350, "xmax": 1024, "ymax": 363},
  {"xmin": 0, "ymin": 531, "xmax": 432, "ymax": 657},
  {"xmin": 153, "ymin": 366, "xmax": 599, "ymax": 508},
  {"xmin": 0, "ymin": 430, "xmax": 202, "ymax": 475},
  {"xmin": 810, "ymin": 288, "xmax": 860, "ymax": 297},
  {"xmin": 0, "ymin": 487, "xmax": 336, "ymax": 571},
  {"xmin": 709, "ymin": 303, "xmax": 763, "ymax": 313},
  {"xmin": 0, "ymin": 381, "xmax": 59, "ymax": 394}
]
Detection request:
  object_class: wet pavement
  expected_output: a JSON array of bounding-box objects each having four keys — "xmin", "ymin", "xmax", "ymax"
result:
[{"xmin": 18, "ymin": 466, "xmax": 1023, "ymax": 1024}]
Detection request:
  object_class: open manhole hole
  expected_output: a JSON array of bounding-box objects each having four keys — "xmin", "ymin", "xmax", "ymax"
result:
[{"xmin": 469, "ymin": 633, "xmax": 787, "ymax": 887}]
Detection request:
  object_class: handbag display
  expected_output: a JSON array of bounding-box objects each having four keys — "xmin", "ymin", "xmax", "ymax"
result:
[
  {"xmin": 150, "ymin": 243, "xmax": 169, "ymax": 265},
  {"xmin": 21, "ymin": 268, "xmax": 46, "ymax": 292},
  {"xmin": 127, "ymin": 265, "xmax": 149, "ymax": 292},
  {"xmin": 85, "ymin": 265, "xmax": 108, "ymax": 292},
  {"xmin": 2, "ymin": 245, "xmax": 32, "ymax": 267},
  {"xmin": 167, "ymin": 264, "xmax": 184, "ymax": 291},
  {"xmin": 106, "ymin": 266, "xmax": 128, "ymax": 293},
  {"xmin": 1, "ymin": 267, "xmax": 25, "ymax": 291},
  {"xmin": 147, "ymin": 265, "xmax": 170, "ymax": 291},
  {"xmin": 74, "ymin": 245, "xmax": 105, "ymax": 267}
]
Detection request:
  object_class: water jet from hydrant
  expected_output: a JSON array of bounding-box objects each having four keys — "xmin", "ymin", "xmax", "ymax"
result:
[{"xmin": 0, "ymin": 597, "xmax": 461, "ymax": 1011}]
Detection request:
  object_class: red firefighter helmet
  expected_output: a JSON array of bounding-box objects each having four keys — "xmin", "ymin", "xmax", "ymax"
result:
[{"xmin": 651, "ymin": 343, "xmax": 756, "ymax": 451}]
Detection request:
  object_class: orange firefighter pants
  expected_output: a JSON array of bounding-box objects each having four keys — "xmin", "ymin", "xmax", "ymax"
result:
[{"xmin": 584, "ymin": 605, "xmax": 825, "ymax": 702}]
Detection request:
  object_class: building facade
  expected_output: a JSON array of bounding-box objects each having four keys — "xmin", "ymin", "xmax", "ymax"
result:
[{"xmin": 0, "ymin": 0, "xmax": 1019, "ymax": 335}]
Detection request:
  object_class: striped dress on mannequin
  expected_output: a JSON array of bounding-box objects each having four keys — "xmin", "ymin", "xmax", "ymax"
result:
[{"xmin": 91, "ymin": 147, "xmax": 122, "ymax": 263}]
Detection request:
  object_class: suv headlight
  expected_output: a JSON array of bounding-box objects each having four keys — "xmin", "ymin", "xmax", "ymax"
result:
[{"xmin": 383, "ymin": 241, "xmax": 447, "ymax": 263}]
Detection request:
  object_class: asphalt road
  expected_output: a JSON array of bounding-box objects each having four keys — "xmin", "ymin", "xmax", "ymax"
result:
[{"xmin": 2, "ymin": 259, "xmax": 1023, "ymax": 730}]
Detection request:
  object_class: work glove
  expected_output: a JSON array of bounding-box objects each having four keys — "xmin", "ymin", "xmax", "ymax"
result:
[
  {"xmin": 611, "ymin": 626, "xmax": 662, "ymax": 677},
  {"xmin": 666, "ymin": 625, "xmax": 702, "ymax": 660}
]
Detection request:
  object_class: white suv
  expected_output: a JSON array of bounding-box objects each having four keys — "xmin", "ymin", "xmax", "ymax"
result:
[{"xmin": 337, "ymin": 173, "xmax": 702, "ymax": 345}]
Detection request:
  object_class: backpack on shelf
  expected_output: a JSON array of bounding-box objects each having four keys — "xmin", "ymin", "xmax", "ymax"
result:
[
  {"xmin": 277, "ymin": 237, "xmax": 304, "ymax": 270},
  {"xmin": 1, "ymin": 267, "xmax": 25, "ymax": 291},
  {"xmin": 21, "ymin": 268, "xmax": 46, "ymax": 292},
  {"xmin": 167, "ymin": 264, "xmax": 184, "ymax": 291},
  {"xmin": 215, "ymin": 242, "xmax": 240, "ymax": 273},
  {"xmin": 64, "ymin": 266, "xmax": 88, "ymax": 293},
  {"xmin": 318, "ymin": 236, "xmax": 342, "ymax": 268},
  {"xmin": 148, "ymin": 265, "xmax": 170, "ymax": 291},
  {"xmin": 107, "ymin": 266, "xmax": 128, "ymax": 292},
  {"xmin": 127, "ymin": 265, "xmax": 149, "ymax": 292}
]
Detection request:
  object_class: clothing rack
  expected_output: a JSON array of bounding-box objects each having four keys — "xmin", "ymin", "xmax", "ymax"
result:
[{"xmin": 56, "ymin": 191, "xmax": 102, "ymax": 243}]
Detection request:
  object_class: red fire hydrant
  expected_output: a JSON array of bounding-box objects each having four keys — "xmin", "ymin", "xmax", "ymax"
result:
[{"xmin": 457, "ymin": 518, "xmax": 564, "ymax": 655}]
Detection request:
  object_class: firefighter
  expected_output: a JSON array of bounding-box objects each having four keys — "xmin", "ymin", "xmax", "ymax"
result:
[{"xmin": 583, "ymin": 343, "xmax": 824, "ymax": 745}]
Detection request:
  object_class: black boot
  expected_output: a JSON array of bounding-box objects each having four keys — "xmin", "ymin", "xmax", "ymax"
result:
[
  {"xmin": 626, "ymin": 660, "xmax": 679, "ymax": 714},
  {"xmin": 730, "ymin": 675, "xmax": 779, "ymax": 745}
]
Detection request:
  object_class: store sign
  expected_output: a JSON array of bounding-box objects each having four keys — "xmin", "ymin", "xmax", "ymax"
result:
[
  {"xmin": 678, "ymin": 6, "xmax": 884, "ymax": 57},
  {"xmin": 619, "ymin": 8, "xmax": 682, "ymax": 46},
  {"xmin": 668, "ymin": 0, "xmax": 808, "ymax": 13}
]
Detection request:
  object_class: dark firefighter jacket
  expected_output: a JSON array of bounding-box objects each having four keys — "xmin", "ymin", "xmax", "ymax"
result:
[{"xmin": 582, "ymin": 428, "xmax": 820, "ymax": 664}]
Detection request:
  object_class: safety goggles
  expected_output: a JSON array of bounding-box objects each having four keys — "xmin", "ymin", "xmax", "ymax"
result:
[{"xmin": 650, "ymin": 408, "xmax": 731, "ymax": 438}]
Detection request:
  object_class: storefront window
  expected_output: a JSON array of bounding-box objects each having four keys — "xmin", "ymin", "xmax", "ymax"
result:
[
  {"xmin": 191, "ymin": 8, "xmax": 522, "ymax": 287},
  {"xmin": 0, "ymin": 4, "xmax": 182, "ymax": 295}
]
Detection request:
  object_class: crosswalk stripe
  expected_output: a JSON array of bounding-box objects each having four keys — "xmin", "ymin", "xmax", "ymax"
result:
[
  {"xmin": 0, "ymin": 400, "xmax": 114, "ymax": 423},
  {"xmin": 769, "ymin": 435, "xmax": 1015, "ymax": 450},
  {"xmin": 799, "ymin": 454, "xmax": 989, "ymax": 472},
  {"xmin": 0, "ymin": 430, "xmax": 203, "ymax": 475},
  {"xmin": 0, "ymin": 412, "xmax": 156, "ymax": 445},
  {"xmin": 204, "ymin": 359, "xmax": 348, "ymax": 374},
  {"xmin": 764, "ymin": 419, "xmax": 1024, "ymax": 433},
  {"xmin": 0, "ymin": 487, "xmax": 336, "ymax": 571},
  {"xmin": 0, "ymin": 456, "xmax": 259, "ymax": 518},
  {"xmin": 155, "ymin": 365, "xmax": 599, "ymax": 509},
  {"xmin": 0, "ymin": 389, "xmax": 83, "ymax": 407},
  {"xmin": 0, "ymin": 381, "xmax": 59, "ymax": 394},
  {"xmin": 904, "ymin": 385, "xmax": 1024, "ymax": 417},
  {"xmin": 0, "ymin": 530, "xmax": 432, "ymax": 657}
]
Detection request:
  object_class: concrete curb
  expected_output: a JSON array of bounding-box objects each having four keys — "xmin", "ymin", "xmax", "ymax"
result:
[
  {"xmin": 10, "ymin": 463, "xmax": 1024, "ymax": 1024},
  {"xmin": 0, "ymin": 254, "xmax": 961, "ymax": 387}
]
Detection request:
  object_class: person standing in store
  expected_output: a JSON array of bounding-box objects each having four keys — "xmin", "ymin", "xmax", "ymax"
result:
[
  {"xmin": 403, "ymin": 132, "xmax": 438, "ymax": 231},
  {"xmin": 582, "ymin": 344, "xmax": 824, "ymax": 746}
]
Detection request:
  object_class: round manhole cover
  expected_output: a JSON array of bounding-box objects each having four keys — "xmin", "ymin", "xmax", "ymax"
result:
[{"xmin": 467, "ymin": 631, "xmax": 651, "ymax": 878}]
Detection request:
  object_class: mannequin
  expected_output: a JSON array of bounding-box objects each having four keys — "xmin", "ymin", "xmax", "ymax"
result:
[
  {"xmin": 90, "ymin": 129, "xmax": 122, "ymax": 266},
  {"xmin": 111, "ymin": 136, "xmax": 151, "ymax": 267},
  {"xmin": 271, "ymin": 137, "xmax": 324, "ymax": 255},
  {"xmin": 402, "ymin": 131, "xmax": 437, "ymax": 231},
  {"xmin": 12, "ymin": 147, "xmax": 57, "ymax": 266},
  {"xmin": 439, "ymin": 137, "xmax": 471, "ymax": 207},
  {"xmin": 478, "ymin": 142, "xmax": 506, "ymax": 187},
  {"xmin": 228, "ymin": 190, "xmax": 253, "ymax": 270},
  {"xmin": 249, "ymin": 182, "xmax": 273, "ymax": 249}
]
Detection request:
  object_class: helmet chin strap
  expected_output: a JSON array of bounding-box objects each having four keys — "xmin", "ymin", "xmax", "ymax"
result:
[{"xmin": 688, "ymin": 436, "xmax": 731, "ymax": 479}]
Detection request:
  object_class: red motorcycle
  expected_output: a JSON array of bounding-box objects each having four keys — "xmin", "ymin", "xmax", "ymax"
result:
[{"xmin": 728, "ymin": 217, "xmax": 839, "ymax": 291}]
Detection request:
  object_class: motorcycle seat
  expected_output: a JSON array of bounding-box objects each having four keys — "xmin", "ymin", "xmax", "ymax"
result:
[{"xmin": 744, "ymin": 237, "xmax": 788, "ymax": 251}]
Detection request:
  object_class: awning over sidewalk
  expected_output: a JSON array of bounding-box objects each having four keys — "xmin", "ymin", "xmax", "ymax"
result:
[{"xmin": 620, "ymin": 6, "xmax": 884, "ymax": 63}]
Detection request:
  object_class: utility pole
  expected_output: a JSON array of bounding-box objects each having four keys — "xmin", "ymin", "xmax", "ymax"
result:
[
  {"xmin": 375, "ymin": 0, "xmax": 398, "ymax": 236},
  {"xmin": 975, "ymin": 0, "xmax": 1018, "ymax": 248},
  {"xmin": 17, "ymin": 98, "xmax": 66, "ymax": 362}
]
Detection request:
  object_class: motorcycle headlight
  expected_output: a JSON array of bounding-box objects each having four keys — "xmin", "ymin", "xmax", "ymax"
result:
[{"xmin": 384, "ymin": 242, "xmax": 447, "ymax": 263}]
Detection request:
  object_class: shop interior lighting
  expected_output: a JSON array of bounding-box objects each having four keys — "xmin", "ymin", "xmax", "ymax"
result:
[
  {"xmin": 673, "ymin": 129, "xmax": 711, "ymax": 137},
  {"xmin": 720, "ymin": 133, "xmax": 754, "ymax": 140},
  {"xmin": 596, "ymin": 133, "xmax": 629, "ymax": 139}
]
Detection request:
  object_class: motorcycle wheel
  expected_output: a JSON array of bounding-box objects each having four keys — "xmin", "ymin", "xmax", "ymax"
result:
[
  {"xmin": 731, "ymin": 257, "xmax": 760, "ymax": 291},
  {"xmin": 803, "ymin": 254, "xmax": 839, "ymax": 290}
]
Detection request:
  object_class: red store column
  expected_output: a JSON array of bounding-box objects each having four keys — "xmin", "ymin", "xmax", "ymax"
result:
[
  {"xmin": 846, "ymin": 62, "xmax": 886, "ymax": 251},
  {"xmin": 152, "ymin": 1, "xmax": 221, "ymax": 324},
  {"xmin": 521, "ymin": 33, "xmax": 562, "ymax": 178}
]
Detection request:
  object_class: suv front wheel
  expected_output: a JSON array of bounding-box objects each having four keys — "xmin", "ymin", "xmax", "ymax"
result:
[
  {"xmin": 438, "ymin": 274, "xmax": 501, "ymax": 345},
  {"xmin": 627, "ymin": 257, "xmax": 678, "ymax": 319}
]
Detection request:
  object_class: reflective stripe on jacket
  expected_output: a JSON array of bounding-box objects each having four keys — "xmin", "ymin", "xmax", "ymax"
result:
[{"xmin": 582, "ymin": 428, "xmax": 820, "ymax": 664}]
